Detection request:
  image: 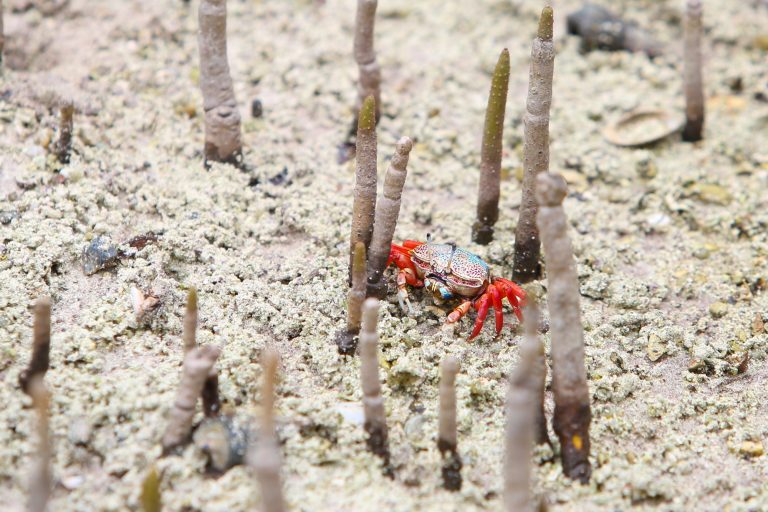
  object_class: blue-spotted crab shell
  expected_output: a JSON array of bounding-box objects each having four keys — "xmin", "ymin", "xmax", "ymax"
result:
[{"xmin": 412, "ymin": 243, "xmax": 490, "ymax": 295}]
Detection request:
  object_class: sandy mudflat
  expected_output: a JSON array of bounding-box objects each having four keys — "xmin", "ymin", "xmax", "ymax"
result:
[{"xmin": 1, "ymin": 0, "xmax": 768, "ymax": 510}]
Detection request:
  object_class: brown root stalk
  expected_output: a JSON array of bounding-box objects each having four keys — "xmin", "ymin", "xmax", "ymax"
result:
[
  {"xmin": 353, "ymin": 0, "xmax": 381, "ymax": 122},
  {"xmin": 198, "ymin": 0, "xmax": 243, "ymax": 168},
  {"xmin": 182, "ymin": 288, "xmax": 219, "ymax": 416},
  {"xmin": 53, "ymin": 100, "xmax": 74, "ymax": 164},
  {"xmin": 513, "ymin": 7, "xmax": 555, "ymax": 283},
  {"xmin": 27, "ymin": 376, "xmax": 52, "ymax": 512},
  {"xmin": 336, "ymin": 242, "xmax": 367, "ymax": 355},
  {"xmin": 249, "ymin": 347, "xmax": 285, "ymax": 512},
  {"xmin": 528, "ymin": 303, "xmax": 550, "ymax": 447},
  {"xmin": 1, "ymin": 0, "xmax": 4, "ymax": 73},
  {"xmin": 348, "ymin": 95, "xmax": 377, "ymax": 285},
  {"xmin": 503, "ymin": 302, "xmax": 543, "ymax": 512},
  {"xmin": 19, "ymin": 297, "xmax": 51, "ymax": 395},
  {"xmin": 682, "ymin": 0, "xmax": 704, "ymax": 142},
  {"xmin": 366, "ymin": 136, "xmax": 413, "ymax": 298},
  {"xmin": 471, "ymin": 48, "xmax": 510, "ymax": 245},
  {"xmin": 359, "ymin": 298, "xmax": 391, "ymax": 470},
  {"xmin": 535, "ymin": 173, "xmax": 591, "ymax": 483},
  {"xmin": 438, "ymin": 356, "xmax": 462, "ymax": 491},
  {"xmin": 162, "ymin": 345, "xmax": 221, "ymax": 453},
  {"xmin": 183, "ymin": 288, "xmax": 198, "ymax": 354}
]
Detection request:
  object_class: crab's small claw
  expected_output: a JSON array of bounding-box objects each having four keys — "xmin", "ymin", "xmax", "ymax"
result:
[{"xmin": 396, "ymin": 270, "xmax": 415, "ymax": 315}]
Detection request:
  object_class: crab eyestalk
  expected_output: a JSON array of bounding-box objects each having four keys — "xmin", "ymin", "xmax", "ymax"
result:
[
  {"xmin": 513, "ymin": 7, "xmax": 555, "ymax": 284},
  {"xmin": 198, "ymin": 0, "xmax": 243, "ymax": 168},
  {"xmin": 359, "ymin": 298, "xmax": 392, "ymax": 475},
  {"xmin": 438, "ymin": 356, "xmax": 463, "ymax": 491},
  {"xmin": 162, "ymin": 344, "xmax": 222, "ymax": 454},
  {"xmin": 535, "ymin": 173, "xmax": 592, "ymax": 483},
  {"xmin": 367, "ymin": 137, "xmax": 413, "ymax": 299},
  {"xmin": 19, "ymin": 297, "xmax": 52, "ymax": 396},
  {"xmin": 504, "ymin": 301, "xmax": 544, "ymax": 512},
  {"xmin": 472, "ymin": 48, "xmax": 510, "ymax": 246},
  {"xmin": 349, "ymin": 95, "xmax": 378, "ymax": 285},
  {"xmin": 682, "ymin": 0, "xmax": 704, "ymax": 142},
  {"xmin": 248, "ymin": 347, "xmax": 286, "ymax": 512}
]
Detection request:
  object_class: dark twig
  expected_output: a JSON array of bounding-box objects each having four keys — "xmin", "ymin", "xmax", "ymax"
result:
[
  {"xmin": 536, "ymin": 173, "xmax": 591, "ymax": 483},
  {"xmin": 0, "ymin": 0, "xmax": 4, "ymax": 74},
  {"xmin": 183, "ymin": 288, "xmax": 198, "ymax": 354},
  {"xmin": 682, "ymin": 0, "xmax": 704, "ymax": 142},
  {"xmin": 52, "ymin": 100, "xmax": 74, "ymax": 164},
  {"xmin": 471, "ymin": 48, "xmax": 510, "ymax": 245},
  {"xmin": 366, "ymin": 137, "xmax": 413, "ymax": 298},
  {"xmin": 513, "ymin": 7, "xmax": 554, "ymax": 283},
  {"xmin": 19, "ymin": 297, "xmax": 51, "ymax": 395}
]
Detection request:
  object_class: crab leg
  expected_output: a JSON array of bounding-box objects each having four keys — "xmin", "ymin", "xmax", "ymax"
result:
[
  {"xmin": 488, "ymin": 285, "xmax": 504, "ymax": 334},
  {"xmin": 494, "ymin": 277, "xmax": 526, "ymax": 321},
  {"xmin": 446, "ymin": 300, "xmax": 472, "ymax": 325},
  {"xmin": 469, "ymin": 295, "xmax": 491, "ymax": 340}
]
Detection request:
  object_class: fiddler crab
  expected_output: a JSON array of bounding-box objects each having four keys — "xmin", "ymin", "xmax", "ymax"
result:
[{"xmin": 386, "ymin": 238, "xmax": 526, "ymax": 340}]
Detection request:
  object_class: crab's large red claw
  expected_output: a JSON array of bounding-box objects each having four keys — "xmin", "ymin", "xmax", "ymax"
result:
[
  {"xmin": 388, "ymin": 244, "xmax": 423, "ymax": 287},
  {"xmin": 402, "ymin": 240, "xmax": 425, "ymax": 250},
  {"xmin": 469, "ymin": 295, "xmax": 491, "ymax": 340}
]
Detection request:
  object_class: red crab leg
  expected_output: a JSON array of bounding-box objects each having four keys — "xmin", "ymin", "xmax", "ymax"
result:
[
  {"xmin": 494, "ymin": 277, "xmax": 526, "ymax": 321},
  {"xmin": 469, "ymin": 295, "xmax": 491, "ymax": 340},
  {"xmin": 488, "ymin": 284, "xmax": 504, "ymax": 335},
  {"xmin": 446, "ymin": 300, "xmax": 472, "ymax": 324}
]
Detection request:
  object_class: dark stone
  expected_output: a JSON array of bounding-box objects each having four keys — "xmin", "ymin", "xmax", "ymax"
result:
[
  {"xmin": 251, "ymin": 99, "xmax": 263, "ymax": 118},
  {"xmin": 82, "ymin": 236, "xmax": 119, "ymax": 275}
]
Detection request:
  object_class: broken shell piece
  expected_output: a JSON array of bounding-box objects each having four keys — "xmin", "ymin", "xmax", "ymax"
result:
[
  {"xmin": 130, "ymin": 287, "xmax": 160, "ymax": 320},
  {"xmin": 603, "ymin": 109, "xmax": 683, "ymax": 147},
  {"xmin": 193, "ymin": 415, "xmax": 254, "ymax": 473}
]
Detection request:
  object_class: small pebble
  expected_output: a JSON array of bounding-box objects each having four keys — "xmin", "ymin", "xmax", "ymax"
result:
[
  {"xmin": 708, "ymin": 302, "xmax": 728, "ymax": 319},
  {"xmin": 251, "ymin": 98, "xmax": 263, "ymax": 118},
  {"xmin": 82, "ymin": 235, "xmax": 119, "ymax": 275},
  {"xmin": 739, "ymin": 440, "xmax": 764, "ymax": 458}
]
